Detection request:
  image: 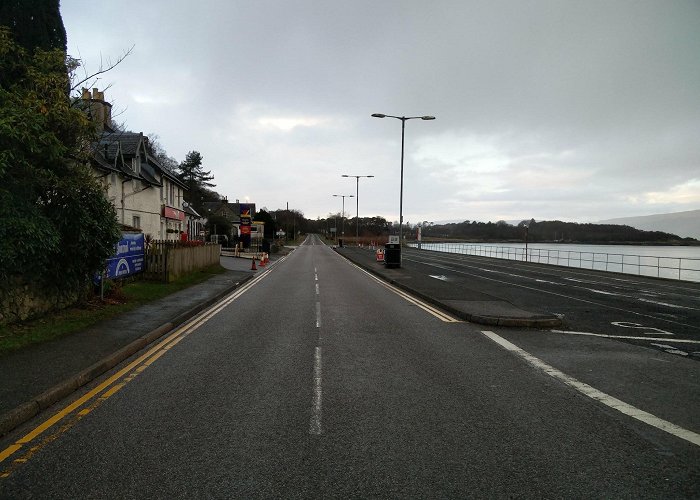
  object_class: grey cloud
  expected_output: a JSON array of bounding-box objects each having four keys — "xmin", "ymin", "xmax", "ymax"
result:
[{"xmin": 61, "ymin": 0, "xmax": 700, "ymax": 222}]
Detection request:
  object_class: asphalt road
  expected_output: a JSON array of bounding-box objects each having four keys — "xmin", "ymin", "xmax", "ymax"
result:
[
  {"xmin": 404, "ymin": 247, "xmax": 700, "ymax": 358},
  {"xmin": 1, "ymin": 235, "xmax": 698, "ymax": 498}
]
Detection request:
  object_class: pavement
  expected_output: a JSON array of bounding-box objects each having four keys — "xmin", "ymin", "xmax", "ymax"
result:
[
  {"xmin": 0, "ymin": 254, "xmax": 263, "ymax": 437},
  {"xmin": 0, "ymin": 243, "xmax": 560, "ymax": 438}
]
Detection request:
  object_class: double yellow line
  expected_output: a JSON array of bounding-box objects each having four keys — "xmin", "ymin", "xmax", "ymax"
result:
[{"xmin": 0, "ymin": 264, "xmax": 276, "ymax": 477}]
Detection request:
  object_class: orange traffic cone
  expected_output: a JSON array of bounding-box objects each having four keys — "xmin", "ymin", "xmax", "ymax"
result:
[
  {"xmin": 259, "ymin": 253, "xmax": 266, "ymax": 266},
  {"xmin": 251, "ymin": 257, "xmax": 257, "ymax": 270}
]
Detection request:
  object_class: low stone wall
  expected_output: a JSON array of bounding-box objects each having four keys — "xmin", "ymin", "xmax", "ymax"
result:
[
  {"xmin": 0, "ymin": 244, "xmax": 221, "ymax": 325},
  {"xmin": 166, "ymin": 244, "xmax": 221, "ymax": 282},
  {"xmin": 0, "ymin": 280, "xmax": 80, "ymax": 326}
]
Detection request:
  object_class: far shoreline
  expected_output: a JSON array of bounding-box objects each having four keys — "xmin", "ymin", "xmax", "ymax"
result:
[{"xmin": 415, "ymin": 238, "xmax": 700, "ymax": 247}]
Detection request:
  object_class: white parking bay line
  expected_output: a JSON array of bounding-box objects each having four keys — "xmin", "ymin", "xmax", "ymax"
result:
[
  {"xmin": 549, "ymin": 330, "xmax": 700, "ymax": 343},
  {"xmin": 638, "ymin": 298, "xmax": 694, "ymax": 310},
  {"xmin": 587, "ymin": 288, "xmax": 619, "ymax": 295},
  {"xmin": 481, "ymin": 330, "xmax": 700, "ymax": 447}
]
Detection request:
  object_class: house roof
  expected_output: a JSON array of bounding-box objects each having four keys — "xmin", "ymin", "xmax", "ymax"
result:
[
  {"xmin": 184, "ymin": 204, "xmax": 202, "ymax": 218},
  {"xmin": 149, "ymin": 153, "xmax": 185, "ymax": 188},
  {"xmin": 98, "ymin": 131, "xmax": 143, "ymax": 159},
  {"xmin": 201, "ymin": 201, "xmax": 256, "ymax": 219},
  {"xmin": 140, "ymin": 161, "xmax": 162, "ymax": 187},
  {"xmin": 92, "ymin": 147, "xmax": 138, "ymax": 179},
  {"xmin": 91, "ymin": 131, "xmax": 187, "ymax": 190},
  {"xmin": 92, "ymin": 149, "xmax": 116, "ymax": 171}
]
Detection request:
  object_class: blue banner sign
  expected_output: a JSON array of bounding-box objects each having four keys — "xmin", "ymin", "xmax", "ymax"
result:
[{"xmin": 106, "ymin": 233, "xmax": 145, "ymax": 279}]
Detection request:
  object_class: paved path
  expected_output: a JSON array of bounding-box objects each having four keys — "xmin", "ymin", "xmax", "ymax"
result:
[{"xmin": 0, "ymin": 256, "xmax": 257, "ymax": 435}]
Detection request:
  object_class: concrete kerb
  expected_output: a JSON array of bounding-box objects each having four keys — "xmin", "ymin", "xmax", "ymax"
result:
[
  {"xmin": 0, "ymin": 402, "xmax": 40, "ymax": 437},
  {"xmin": 0, "ymin": 274, "xmax": 255, "ymax": 438},
  {"xmin": 337, "ymin": 250, "xmax": 563, "ymax": 329}
]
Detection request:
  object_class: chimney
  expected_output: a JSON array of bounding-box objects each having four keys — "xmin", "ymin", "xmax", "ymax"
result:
[{"xmin": 82, "ymin": 88, "xmax": 113, "ymax": 133}]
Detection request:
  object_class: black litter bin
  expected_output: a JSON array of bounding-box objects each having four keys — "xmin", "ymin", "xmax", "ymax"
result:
[
  {"xmin": 338, "ymin": 238, "xmax": 344, "ymax": 248},
  {"xmin": 384, "ymin": 243, "xmax": 400, "ymax": 268}
]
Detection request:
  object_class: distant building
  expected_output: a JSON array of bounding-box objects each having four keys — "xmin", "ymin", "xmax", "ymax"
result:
[
  {"xmin": 201, "ymin": 199, "xmax": 256, "ymax": 225},
  {"xmin": 201, "ymin": 199, "xmax": 263, "ymax": 244}
]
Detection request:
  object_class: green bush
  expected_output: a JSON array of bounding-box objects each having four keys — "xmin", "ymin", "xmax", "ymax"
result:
[{"xmin": 0, "ymin": 27, "xmax": 120, "ymax": 293}]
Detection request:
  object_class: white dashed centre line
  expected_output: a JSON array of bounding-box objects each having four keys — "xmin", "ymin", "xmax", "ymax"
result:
[
  {"xmin": 311, "ymin": 266, "xmax": 323, "ymax": 435},
  {"xmin": 310, "ymin": 346, "xmax": 323, "ymax": 435}
]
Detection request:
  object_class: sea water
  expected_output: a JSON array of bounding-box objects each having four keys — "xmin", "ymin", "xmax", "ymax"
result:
[{"xmin": 410, "ymin": 242, "xmax": 700, "ymax": 282}]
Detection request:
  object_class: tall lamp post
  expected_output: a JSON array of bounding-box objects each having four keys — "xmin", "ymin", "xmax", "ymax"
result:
[
  {"xmin": 342, "ymin": 174, "xmax": 374, "ymax": 246},
  {"xmin": 332, "ymin": 194, "xmax": 354, "ymax": 244},
  {"xmin": 371, "ymin": 113, "xmax": 435, "ymax": 267}
]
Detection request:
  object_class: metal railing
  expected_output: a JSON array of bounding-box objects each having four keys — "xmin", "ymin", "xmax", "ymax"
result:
[{"xmin": 410, "ymin": 242, "xmax": 700, "ymax": 282}]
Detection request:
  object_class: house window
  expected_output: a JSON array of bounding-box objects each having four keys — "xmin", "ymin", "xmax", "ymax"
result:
[
  {"xmin": 111, "ymin": 173, "xmax": 117, "ymax": 186},
  {"xmin": 169, "ymin": 183, "xmax": 175, "ymax": 205},
  {"xmin": 132, "ymin": 215, "xmax": 141, "ymax": 229}
]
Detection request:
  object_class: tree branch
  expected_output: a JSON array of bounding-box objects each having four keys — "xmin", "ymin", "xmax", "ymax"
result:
[{"xmin": 69, "ymin": 45, "xmax": 134, "ymax": 92}]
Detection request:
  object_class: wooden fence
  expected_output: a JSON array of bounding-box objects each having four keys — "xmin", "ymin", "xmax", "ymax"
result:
[{"xmin": 145, "ymin": 241, "xmax": 221, "ymax": 282}]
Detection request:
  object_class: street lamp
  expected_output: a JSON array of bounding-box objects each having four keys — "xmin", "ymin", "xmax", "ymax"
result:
[
  {"xmin": 342, "ymin": 174, "xmax": 374, "ymax": 246},
  {"xmin": 332, "ymin": 194, "xmax": 354, "ymax": 244},
  {"xmin": 371, "ymin": 113, "xmax": 435, "ymax": 266}
]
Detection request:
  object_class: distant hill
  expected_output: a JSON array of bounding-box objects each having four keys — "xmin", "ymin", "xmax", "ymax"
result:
[
  {"xmin": 421, "ymin": 219, "xmax": 697, "ymax": 244},
  {"xmin": 599, "ymin": 209, "xmax": 700, "ymax": 240}
]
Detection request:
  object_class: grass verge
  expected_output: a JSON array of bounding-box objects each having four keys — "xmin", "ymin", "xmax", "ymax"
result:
[{"xmin": 0, "ymin": 265, "xmax": 227, "ymax": 357}]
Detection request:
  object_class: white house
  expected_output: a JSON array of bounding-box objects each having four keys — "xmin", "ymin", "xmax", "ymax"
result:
[{"xmin": 84, "ymin": 89, "xmax": 190, "ymax": 241}]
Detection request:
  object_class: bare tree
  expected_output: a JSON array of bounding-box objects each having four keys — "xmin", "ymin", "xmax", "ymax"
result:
[{"xmin": 68, "ymin": 45, "xmax": 134, "ymax": 95}]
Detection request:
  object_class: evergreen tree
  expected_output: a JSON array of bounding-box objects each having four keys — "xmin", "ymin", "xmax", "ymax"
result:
[
  {"xmin": 0, "ymin": 27, "xmax": 120, "ymax": 293},
  {"xmin": 177, "ymin": 151, "xmax": 215, "ymax": 214},
  {"xmin": 0, "ymin": 0, "xmax": 66, "ymax": 53},
  {"xmin": 205, "ymin": 214, "xmax": 232, "ymax": 239},
  {"xmin": 254, "ymin": 209, "xmax": 276, "ymax": 239}
]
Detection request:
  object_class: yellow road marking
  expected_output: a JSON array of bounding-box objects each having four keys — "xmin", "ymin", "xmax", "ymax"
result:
[
  {"xmin": 0, "ymin": 445, "xmax": 21, "ymax": 463},
  {"xmin": 99, "ymin": 383, "xmax": 125, "ymax": 400},
  {"xmin": 143, "ymin": 349, "xmax": 168, "ymax": 367},
  {"xmin": 0, "ymin": 265, "xmax": 278, "ymax": 471},
  {"xmin": 14, "ymin": 330, "xmax": 182, "ymax": 447},
  {"xmin": 163, "ymin": 335, "xmax": 186, "ymax": 350}
]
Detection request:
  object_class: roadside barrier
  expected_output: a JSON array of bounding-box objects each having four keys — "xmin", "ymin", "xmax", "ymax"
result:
[
  {"xmin": 376, "ymin": 249, "xmax": 385, "ymax": 262},
  {"xmin": 411, "ymin": 242, "xmax": 700, "ymax": 282}
]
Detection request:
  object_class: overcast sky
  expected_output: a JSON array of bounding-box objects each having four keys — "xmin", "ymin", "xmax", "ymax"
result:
[{"xmin": 61, "ymin": 0, "xmax": 699, "ymax": 224}]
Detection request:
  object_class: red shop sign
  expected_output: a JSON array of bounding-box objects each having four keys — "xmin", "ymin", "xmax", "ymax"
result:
[{"xmin": 163, "ymin": 206, "xmax": 185, "ymax": 221}]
